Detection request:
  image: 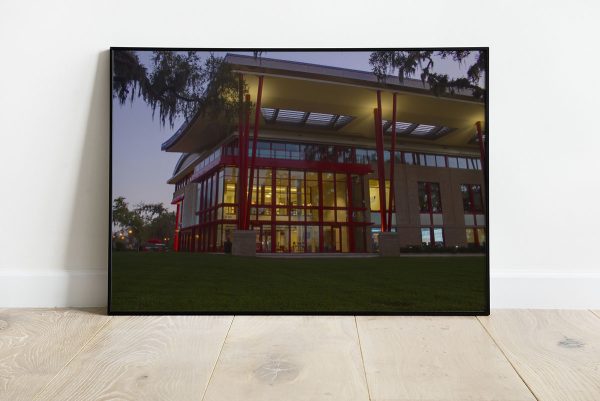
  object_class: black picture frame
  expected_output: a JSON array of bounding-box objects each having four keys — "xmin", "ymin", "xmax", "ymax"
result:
[{"xmin": 108, "ymin": 47, "xmax": 489, "ymax": 316}]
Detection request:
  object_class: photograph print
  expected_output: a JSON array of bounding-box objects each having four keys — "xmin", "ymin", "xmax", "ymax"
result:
[{"xmin": 110, "ymin": 48, "xmax": 488, "ymax": 314}]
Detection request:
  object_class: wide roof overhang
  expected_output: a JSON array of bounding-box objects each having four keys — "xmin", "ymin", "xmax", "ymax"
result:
[{"xmin": 162, "ymin": 54, "xmax": 485, "ymax": 154}]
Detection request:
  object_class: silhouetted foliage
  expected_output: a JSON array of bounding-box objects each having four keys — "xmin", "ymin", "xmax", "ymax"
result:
[
  {"xmin": 112, "ymin": 197, "xmax": 175, "ymax": 249},
  {"xmin": 112, "ymin": 51, "xmax": 247, "ymax": 127},
  {"xmin": 369, "ymin": 50, "xmax": 487, "ymax": 100}
]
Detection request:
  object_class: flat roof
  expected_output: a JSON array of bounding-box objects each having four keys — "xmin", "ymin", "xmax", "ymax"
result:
[
  {"xmin": 162, "ymin": 54, "xmax": 485, "ymax": 154},
  {"xmin": 223, "ymin": 54, "xmax": 478, "ymax": 98}
]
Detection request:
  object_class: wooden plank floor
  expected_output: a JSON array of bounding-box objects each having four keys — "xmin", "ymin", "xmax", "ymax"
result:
[
  {"xmin": 479, "ymin": 310, "xmax": 600, "ymax": 401},
  {"xmin": 1, "ymin": 310, "xmax": 599, "ymax": 401},
  {"xmin": 357, "ymin": 316, "xmax": 536, "ymax": 401}
]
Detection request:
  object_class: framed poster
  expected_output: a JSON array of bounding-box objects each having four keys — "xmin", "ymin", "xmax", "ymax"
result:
[{"xmin": 109, "ymin": 48, "xmax": 489, "ymax": 315}]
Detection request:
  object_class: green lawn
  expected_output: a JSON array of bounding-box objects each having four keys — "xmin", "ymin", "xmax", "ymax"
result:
[{"xmin": 110, "ymin": 252, "xmax": 487, "ymax": 313}]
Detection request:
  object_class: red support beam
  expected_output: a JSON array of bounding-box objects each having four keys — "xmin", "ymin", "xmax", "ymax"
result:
[
  {"xmin": 387, "ymin": 93, "xmax": 397, "ymax": 230},
  {"xmin": 239, "ymin": 94, "xmax": 251, "ymax": 230},
  {"xmin": 475, "ymin": 121, "xmax": 486, "ymax": 173},
  {"xmin": 237, "ymin": 74, "xmax": 245, "ymax": 230},
  {"xmin": 173, "ymin": 202, "xmax": 181, "ymax": 251},
  {"xmin": 245, "ymin": 75, "xmax": 264, "ymax": 229},
  {"xmin": 374, "ymin": 90, "xmax": 387, "ymax": 232}
]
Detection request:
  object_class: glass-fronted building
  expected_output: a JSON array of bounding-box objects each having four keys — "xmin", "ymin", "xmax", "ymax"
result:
[{"xmin": 163, "ymin": 54, "xmax": 486, "ymax": 253}]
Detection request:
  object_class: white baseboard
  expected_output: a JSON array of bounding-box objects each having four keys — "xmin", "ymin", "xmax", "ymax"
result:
[
  {"xmin": 1, "ymin": 269, "xmax": 599, "ymax": 309},
  {"xmin": 490, "ymin": 271, "xmax": 600, "ymax": 309},
  {"xmin": 0, "ymin": 270, "xmax": 107, "ymax": 308}
]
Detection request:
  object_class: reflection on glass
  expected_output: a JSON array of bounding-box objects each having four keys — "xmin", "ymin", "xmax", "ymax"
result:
[
  {"xmin": 436, "ymin": 155, "xmax": 446, "ymax": 167},
  {"xmin": 276, "ymin": 170, "xmax": 289, "ymax": 206},
  {"xmin": 430, "ymin": 183, "xmax": 442, "ymax": 212},
  {"xmin": 340, "ymin": 226, "xmax": 349, "ymax": 252},
  {"xmin": 306, "ymin": 225, "xmax": 319, "ymax": 253},
  {"xmin": 351, "ymin": 175, "xmax": 363, "ymax": 208},
  {"xmin": 257, "ymin": 207, "xmax": 271, "ymax": 221},
  {"xmin": 336, "ymin": 174, "xmax": 347, "ymax": 207},
  {"xmin": 290, "ymin": 225, "xmax": 304, "ymax": 252},
  {"xmin": 306, "ymin": 172, "xmax": 319, "ymax": 206},
  {"xmin": 472, "ymin": 185, "xmax": 483, "ymax": 212},
  {"xmin": 477, "ymin": 228, "xmax": 486, "ymax": 245},
  {"xmin": 323, "ymin": 209, "xmax": 335, "ymax": 222},
  {"xmin": 305, "ymin": 208, "xmax": 318, "ymax": 222},
  {"xmin": 275, "ymin": 225, "xmax": 289, "ymax": 252},
  {"xmin": 466, "ymin": 228, "xmax": 475, "ymax": 244},
  {"xmin": 322, "ymin": 173, "xmax": 335, "ymax": 207},
  {"xmin": 433, "ymin": 227, "xmax": 444, "ymax": 246},
  {"xmin": 275, "ymin": 208, "xmax": 289, "ymax": 221},
  {"xmin": 369, "ymin": 179, "xmax": 379, "ymax": 211},
  {"xmin": 290, "ymin": 170, "xmax": 304, "ymax": 206},
  {"xmin": 421, "ymin": 228, "xmax": 431, "ymax": 246},
  {"xmin": 291, "ymin": 208, "xmax": 304, "ymax": 222}
]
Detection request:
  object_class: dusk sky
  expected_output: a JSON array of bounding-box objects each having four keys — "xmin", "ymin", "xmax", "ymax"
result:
[{"xmin": 112, "ymin": 50, "xmax": 479, "ymax": 212}]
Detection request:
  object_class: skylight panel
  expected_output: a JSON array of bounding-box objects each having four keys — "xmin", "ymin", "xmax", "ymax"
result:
[
  {"xmin": 306, "ymin": 112, "xmax": 335, "ymax": 126},
  {"xmin": 382, "ymin": 120, "xmax": 413, "ymax": 133},
  {"xmin": 411, "ymin": 124, "xmax": 436, "ymax": 135},
  {"xmin": 334, "ymin": 115, "xmax": 353, "ymax": 128},
  {"xmin": 437, "ymin": 127, "xmax": 452, "ymax": 136},
  {"xmin": 260, "ymin": 107, "xmax": 354, "ymax": 130},
  {"xmin": 276, "ymin": 109, "xmax": 306, "ymax": 123},
  {"xmin": 261, "ymin": 107, "xmax": 276, "ymax": 121},
  {"xmin": 381, "ymin": 120, "xmax": 454, "ymax": 138}
]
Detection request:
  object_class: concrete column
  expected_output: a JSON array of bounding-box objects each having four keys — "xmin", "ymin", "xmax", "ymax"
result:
[
  {"xmin": 232, "ymin": 230, "xmax": 256, "ymax": 256},
  {"xmin": 378, "ymin": 232, "xmax": 401, "ymax": 257}
]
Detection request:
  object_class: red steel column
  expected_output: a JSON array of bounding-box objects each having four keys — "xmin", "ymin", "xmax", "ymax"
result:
[
  {"xmin": 387, "ymin": 93, "xmax": 397, "ymax": 230},
  {"xmin": 245, "ymin": 75, "xmax": 264, "ymax": 229},
  {"xmin": 374, "ymin": 90, "xmax": 387, "ymax": 232},
  {"xmin": 475, "ymin": 121, "xmax": 486, "ymax": 173},
  {"xmin": 174, "ymin": 202, "xmax": 181, "ymax": 251},
  {"xmin": 237, "ymin": 75, "xmax": 245, "ymax": 230},
  {"xmin": 239, "ymin": 94, "xmax": 251, "ymax": 230}
]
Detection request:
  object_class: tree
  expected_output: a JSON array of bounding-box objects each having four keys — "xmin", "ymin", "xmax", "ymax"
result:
[
  {"xmin": 368, "ymin": 50, "xmax": 487, "ymax": 100},
  {"xmin": 112, "ymin": 50, "xmax": 246, "ymax": 127},
  {"xmin": 112, "ymin": 197, "xmax": 175, "ymax": 250}
]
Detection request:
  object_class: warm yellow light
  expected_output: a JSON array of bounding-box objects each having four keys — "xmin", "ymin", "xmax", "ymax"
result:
[{"xmin": 128, "ymin": 230, "xmax": 132, "ymax": 234}]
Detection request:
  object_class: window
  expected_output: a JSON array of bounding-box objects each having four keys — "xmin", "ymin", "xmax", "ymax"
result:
[
  {"xmin": 461, "ymin": 184, "xmax": 484, "ymax": 213},
  {"xmin": 461, "ymin": 184, "xmax": 486, "ymax": 247},
  {"xmin": 322, "ymin": 173, "xmax": 335, "ymax": 207},
  {"xmin": 435, "ymin": 155, "xmax": 446, "ymax": 167},
  {"xmin": 418, "ymin": 182, "xmax": 444, "ymax": 247},
  {"xmin": 369, "ymin": 179, "xmax": 394, "ymax": 226},
  {"xmin": 418, "ymin": 182, "xmax": 442, "ymax": 213},
  {"xmin": 421, "ymin": 227, "xmax": 444, "ymax": 247}
]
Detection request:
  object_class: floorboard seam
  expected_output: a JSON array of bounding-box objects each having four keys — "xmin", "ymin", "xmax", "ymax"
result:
[
  {"xmin": 200, "ymin": 315, "xmax": 235, "ymax": 401},
  {"xmin": 354, "ymin": 316, "xmax": 373, "ymax": 401},
  {"xmin": 31, "ymin": 314, "xmax": 113, "ymax": 400},
  {"xmin": 475, "ymin": 316, "xmax": 541, "ymax": 401}
]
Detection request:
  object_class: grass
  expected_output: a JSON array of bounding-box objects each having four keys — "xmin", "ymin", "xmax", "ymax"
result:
[{"xmin": 110, "ymin": 252, "xmax": 487, "ymax": 313}]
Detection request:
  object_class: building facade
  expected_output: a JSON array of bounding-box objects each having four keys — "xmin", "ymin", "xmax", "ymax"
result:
[{"xmin": 163, "ymin": 55, "xmax": 486, "ymax": 253}]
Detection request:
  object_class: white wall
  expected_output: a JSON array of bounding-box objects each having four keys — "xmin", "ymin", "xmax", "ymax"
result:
[{"xmin": 1, "ymin": 0, "xmax": 599, "ymax": 308}]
